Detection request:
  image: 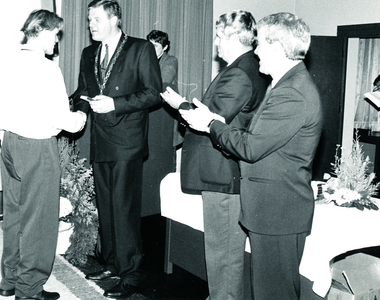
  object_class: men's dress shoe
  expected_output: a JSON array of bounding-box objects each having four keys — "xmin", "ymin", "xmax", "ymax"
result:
[
  {"xmin": 104, "ymin": 281, "xmax": 139, "ymax": 299},
  {"xmin": 85, "ymin": 269, "xmax": 119, "ymax": 281},
  {"xmin": 0, "ymin": 287, "xmax": 15, "ymax": 296},
  {"xmin": 15, "ymin": 290, "xmax": 60, "ymax": 300}
]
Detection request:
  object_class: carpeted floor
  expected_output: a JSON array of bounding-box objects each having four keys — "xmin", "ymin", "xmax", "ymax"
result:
[
  {"xmin": 0, "ymin": 223, "xmax": 106, "ymax": 300},
  {"xmin": 70, "ymin": 215, "xmax": 209, "ymax": 300},
  {"xmin": 0, "ymin": 215, "xmax": 209, "ymax": 300}
]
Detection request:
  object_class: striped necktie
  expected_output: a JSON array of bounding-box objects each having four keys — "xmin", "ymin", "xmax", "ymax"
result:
[{"xmin": 100, "ymin": 44, "xmax": 109, "ymax": 82}]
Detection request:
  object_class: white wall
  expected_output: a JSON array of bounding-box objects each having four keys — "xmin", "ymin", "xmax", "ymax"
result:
[
  {"xmin": 213, "ymin": 0, "xmax": 295, "ymax": 24},
  {"xmin": 297, "ymin": 0, "xmax": 380, "ymax": 36},
  {"xmin": 0, "ymin": 0, "xmax": 41, "ymax": 56},
  {"xmin": 213, "ymin": 0, "xmax": 380, "ymax": 158},
  {"xmin": 213, "ymin": 0, "xmax": 380, "ymax": 36},
  {"xmin": 212, "ymin": 0, "xmax": 296, "ymax": 78}
]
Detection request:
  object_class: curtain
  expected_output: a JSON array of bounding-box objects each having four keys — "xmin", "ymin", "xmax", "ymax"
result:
[
  {"xmin": 59, "ymin": 0, "xmax": 213, "ymax": 102},
  {"xmin": 354, "ymin": 38, "xmax": 380, "ymax": 130}
]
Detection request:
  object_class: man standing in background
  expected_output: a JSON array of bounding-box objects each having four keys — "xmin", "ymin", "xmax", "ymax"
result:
[
  {"xmin": 161, "ymin": 10, "xmax": 267, "ymax": 300},
  {"xmin": 72, "ymin": 0, "xmax": 161, "ymax": 298}
]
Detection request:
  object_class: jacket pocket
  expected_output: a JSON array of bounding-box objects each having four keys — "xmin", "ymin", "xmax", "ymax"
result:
[{"xmin": 199, "ymin": 144, "xmax": 233, "ymax": 185}]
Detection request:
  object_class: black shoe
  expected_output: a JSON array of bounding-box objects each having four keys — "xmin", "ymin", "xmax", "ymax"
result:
[
  {"xmin": 104, "ymin": 282, "xmax": 139, "ymax": 299},
  {"xmin": 15, "ymin": 290, "xmax": 60, "ymax": 300},
  {"xmin": 0, "ymin": 287, "xmax": 15, "ymax": 296},
  {"xmin": 85, "ymin": 269, "xmax": 119, "ymax": 281}
]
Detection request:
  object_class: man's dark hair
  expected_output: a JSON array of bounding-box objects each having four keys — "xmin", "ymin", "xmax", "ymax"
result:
[
  {"xmin": 147, "ymin": 30, "xmax": 170, "ymax": 53},
  {"xmin": 88, "ymin": 0, "xmax": 122, "ymax": 29}
]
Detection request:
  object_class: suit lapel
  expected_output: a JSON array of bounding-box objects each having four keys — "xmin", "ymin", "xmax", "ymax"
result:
[
  {"xmin": 100, "ymin": 33, "xmax": 128, "ymax": 95},
  {"xmin": 247, "ymin": 62, "xmax": 307, "ymax": 132},
  {"xmin": 202, "ymin": 50, "xmax": 255, "ymax": 106},
  {"xmin": 247, "ymin": 84, "xmax": 272, "ymax": 131}
]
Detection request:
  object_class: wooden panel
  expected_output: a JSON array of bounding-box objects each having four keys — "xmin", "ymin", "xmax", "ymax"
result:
[
  {"xmin": 337, "ymin": 23, "xmax": 380, "ymax": 38},
  {"xmin": 304, "ymin": 36, "xmax": 347, "ymax": 180}
]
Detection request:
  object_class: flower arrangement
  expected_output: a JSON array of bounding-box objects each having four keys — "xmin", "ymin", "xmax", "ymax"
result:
[
  {"xmin": 58, "ymin": 136, "xmax": 99, "ymax": 266},
  {"xmin": 318, "ymin": 131, "xmax": 380, "ymax": 210}
]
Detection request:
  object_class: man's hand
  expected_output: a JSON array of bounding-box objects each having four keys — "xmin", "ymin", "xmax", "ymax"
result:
[
  {"xmin": 179, "ymin": 98, "xmax": 225, "ymax": 133},
  {"xmin": 76, "ymin": 111, "xmax": 87, "ymax": 131},
  {"xmin": 160, "ymin": 86, "xmax": 187, "ymax": 109},
  {"xmin": 89, "ymin": 95, "xmax": 115, "ymax": 114}
]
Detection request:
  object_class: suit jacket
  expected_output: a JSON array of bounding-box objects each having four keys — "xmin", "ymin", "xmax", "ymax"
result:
[
  {"xmin": 73, "ymin": 33, "xmax": 162, "ymax": 162},
  {"xmin": 180, "ymin": 50, "xmax": 267, "ymax": 195},
  {"xmin": 210, "ymin": 62, "xmax": 323, "ymax": 235}
]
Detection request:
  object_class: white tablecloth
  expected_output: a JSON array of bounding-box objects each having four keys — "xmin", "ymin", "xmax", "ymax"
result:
[{"xmin": 160, "ymin": 172, "xmax": 380, "ymax": 297}]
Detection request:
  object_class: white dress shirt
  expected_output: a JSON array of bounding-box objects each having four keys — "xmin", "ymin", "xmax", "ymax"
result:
[
  {"xmin": 101, "ymin": 30, "xmax": 122, "ymax": 65},
  {"xmin": 0, "ymin": 48, "xmax": 85, "ymax": 139}
]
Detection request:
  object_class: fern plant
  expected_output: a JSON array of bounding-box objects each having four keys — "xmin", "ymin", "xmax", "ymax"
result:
[
  {"xmin": 58, "ymin": 136, "xmax": 99, "ymax": 265},
  {"xmin": 321, "ymin": 130, "xmax": 380, "ymax": 210}
]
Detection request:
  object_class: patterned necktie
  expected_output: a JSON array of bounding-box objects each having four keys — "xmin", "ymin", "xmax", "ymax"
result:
[{"xmin": 100, "ymin": 44, "xmax": 109, "ymax": 82}]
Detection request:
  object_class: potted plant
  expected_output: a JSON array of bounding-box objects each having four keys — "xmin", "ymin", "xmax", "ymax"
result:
[
  {"xmin": 58, "ymin": 136, "xmax": 99, "ymax": 266},
  {"xmin": 317, "ymin": 130, "xmax": 380, "ymax": 210}
]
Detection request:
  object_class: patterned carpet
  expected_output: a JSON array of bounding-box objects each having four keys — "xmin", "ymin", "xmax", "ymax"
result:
[{"xmin": 0, "ymin": 223, "xmax": 105, "ymax": 300}]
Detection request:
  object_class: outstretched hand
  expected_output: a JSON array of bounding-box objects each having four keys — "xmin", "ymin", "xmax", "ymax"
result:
[{"xmin": 160, "ymin": 87, "xmax": 187, "ymax": 109}]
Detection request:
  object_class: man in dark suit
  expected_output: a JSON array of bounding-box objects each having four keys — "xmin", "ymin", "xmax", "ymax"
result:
[
  {"xmin": 72, "ymin": 0, "xmax": 162, "ymax": 298},
  {"xmin": 161, "ymin": 10, "xmax": 267, "ymax": 300},
  {"xmin": 141, "ymin": 30, "xmax": 180, "ymax": 217},
  {"xmin": 180, "ymin": 12, "xmax": 322, "ymax": 300}
]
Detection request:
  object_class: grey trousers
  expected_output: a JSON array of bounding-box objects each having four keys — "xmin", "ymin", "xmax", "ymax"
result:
[
  {"xmin": 0, "ymin": 132, "xmax": 60, "ymax": 297},
  {"xmin": 202, "ymin": 191, "xmax": 247, "ymax": 300},
  {"xmin": 248, "ymin": 231, "xmax": 308, "ymax": 300}
]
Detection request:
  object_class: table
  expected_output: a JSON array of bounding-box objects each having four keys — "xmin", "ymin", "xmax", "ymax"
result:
[{"xmin": 160, "ymin": 172, "xmax": 380, "ymax": 298}]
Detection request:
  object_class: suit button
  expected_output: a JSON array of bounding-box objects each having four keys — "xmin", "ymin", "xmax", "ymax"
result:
[{"xmin": 115, "ymin": 86, "xmax": 119, "ymax": 90}]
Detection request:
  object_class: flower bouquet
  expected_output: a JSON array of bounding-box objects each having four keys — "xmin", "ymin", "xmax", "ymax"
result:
[{"xmin": 317, "ymin": 131, "xmax": 380, "ymax": 211}]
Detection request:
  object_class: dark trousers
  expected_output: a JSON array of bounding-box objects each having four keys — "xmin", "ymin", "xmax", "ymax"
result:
[
  {"xmin": 248, "ymin": 231, "xmax": 308, "ymax": 300},
  {"xmin": 0, "ymin": 132, "xmax": 60, "ymax": 297},
  {"xmin": 202, "ymin": 192, "xmax": 247, "ymax": 300},
  {"xmin": 93, "ymin": 159, "xmax": 144, "ymax": 286}
]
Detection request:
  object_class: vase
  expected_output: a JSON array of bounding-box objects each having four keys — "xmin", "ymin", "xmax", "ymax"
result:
[{"xmin": 56, "ymin": 221, "xmax": 73, "ymax": 255}]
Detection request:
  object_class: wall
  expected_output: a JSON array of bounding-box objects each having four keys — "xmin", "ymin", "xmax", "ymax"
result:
[
  {"xmin": 213, "ymin": 0, "xmax": 380, "ymax": 159},
  {"xmin": 296, "ymin": 0, "xmax": 380, "ymax": 36},
  {"xmin": 0, "ymin": 0, "xmax": 56, "ymax": 58},
  {"xmin": 41, "ymin": 0, "xmax": 54, "ymax": 11},
  {"xmin": 213, "ymin": 0, "xmax": 380, "ymax": 36},
  {"xmin": 212, "ymin": 0, "xmax": 379, "ymax": 76},
  {"xmin": 0, "ymin": 0, "xmax": 41, "ymax": 57},
  {"xmin": 212, "ymin": 0, "xmax": 295, "ymax": 78}
]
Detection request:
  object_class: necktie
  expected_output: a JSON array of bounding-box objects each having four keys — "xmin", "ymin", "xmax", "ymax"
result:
[{"xmin": 100, "ymin": 44, "xmax": 109, "ymax": 82}]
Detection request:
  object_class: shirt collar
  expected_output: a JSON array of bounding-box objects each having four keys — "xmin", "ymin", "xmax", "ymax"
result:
[
  {"xmin": 102, "ymin": 30, "xmax": 122, "ymax": 58},
  {"xmin": 21, "ymin": 45, "xmax": 44, "ymax": 56},
  {"xmin": 271, "ymin": 60, "xmax": 302, "ymax": 88}
]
